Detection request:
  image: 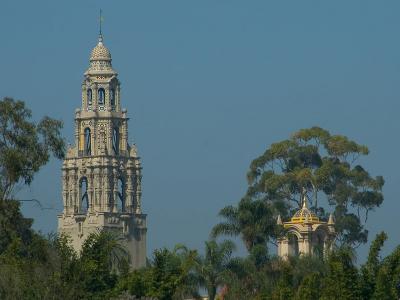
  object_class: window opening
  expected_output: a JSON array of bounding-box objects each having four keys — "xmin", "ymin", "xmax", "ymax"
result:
[
  {"xmin": 110, "ymin": 89, "xmax": 115, "ymax": 107},
  {"xmin": 84, "ymin": 128, "xmax": 91, "ymax": 155},
  {"xmin": 117, "ymin": 178, "xmax": 124, "ymax": 212},
  {"xmin": 87, "ymin": 89, "xmax": 92, "ymax": 106},
  {"xmin": 112, "ymin": 127, "xmax": 119, "ymax": 155},
  {"xmin": 288, "ymin": 234, "xmax": 299, "ymax": 256},
  {"xmin": 98, "ymin": 88, "xmax": 105, "ymax": 106},
  {"xmin": 80, "ymin": 177, "xmax": 89, "ymax": 213}
]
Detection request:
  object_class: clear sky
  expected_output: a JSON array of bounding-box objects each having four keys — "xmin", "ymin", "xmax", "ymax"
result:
[{"xmin": 0, "ymin": 0, "xmax": 399, "ymax": 260}]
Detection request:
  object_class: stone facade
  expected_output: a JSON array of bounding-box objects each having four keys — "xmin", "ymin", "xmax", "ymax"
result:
[
  {"xmin": 58, "ymin": 33, "xmax": 147, "ymax": 269},
  {"xmin": 277, "ymin": 195, "xmax": 335, "ymax": 259}
]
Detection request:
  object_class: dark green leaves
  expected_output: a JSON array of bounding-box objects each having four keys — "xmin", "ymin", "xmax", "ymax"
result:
[
  {"xmin": 0, "ymin": 97, "xmax": 65, "ymax": 200},
  {"xmin": 217, "ymin": 126, "xmax": 384, "ymax": 248}
]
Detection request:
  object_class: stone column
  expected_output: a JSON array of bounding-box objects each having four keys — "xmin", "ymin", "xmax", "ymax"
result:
[
  {"xmin": 71, "ymin": 169, "xmax": 78, "ymax": 214},
  {"xmin": 116, "ymin": 85, "xmax": 121, "ymax": 112},
  {"xmin": 113, "ymin": 170, "xmax": 119, "ymax": 212},
  {"xmin": 62, "ymin": 170, "xmax": 68, "ymax": 214},
  {"xmin": 301, "ymin": 232, "xmax": 312, "ymax": 256},
  {"xmin": 93, "ymin": 84, "xmax": 98, "ymax": 111},
  {"xmin": 103, "ymin": 168, "xmax": 111, "ymax": 213},
  {"xmin": 134, "ymin": 167, "xmax": 142, "ymax": 214},
  {"xmin": 121, "ymin": 117, "xmax": 128, "ymax": 152},
  {"xmin": 126, "ymin": 168, "xmax": 134, "ymax": 213}
]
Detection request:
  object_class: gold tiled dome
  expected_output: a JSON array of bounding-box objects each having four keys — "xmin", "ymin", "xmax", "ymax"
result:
[
  {"xmin": 290, "ymin": 196, "xmax": 320, "ymax": 224},
  {"xmin": 90, "ymin": 35, "xmax": 111, "ymax": 61}
]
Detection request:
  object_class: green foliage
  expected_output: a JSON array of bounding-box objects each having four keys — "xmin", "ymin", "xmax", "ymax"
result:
[
  {"xmin": 0, "ymin": 103, "xmax": 393, "ymax": 300},
  {"xmin": 0, "ymin": 97, "xmax": 65, "ymax": 200},
  {"xmin": 194, "ymin": 240, "xmax": 235, "ymax": 300},
  {"xmin": 78, "ymin": 231, "xmax": 129, "ymax": 298},
  {"xmin": 214, "ymin": 127, "xmax": 384, "ymax": 252},
  {"xmin": 360, "ymin": 231, "xmax": 387, "ymax": 299},
  {"xmin": 372, "ymin": 245, "xmax": 400, "ymax": 300},
  {"xmin": 295, "ymin": 273, "xmax": 322, "ymax": 300},
  {"xmin": 116, "ymin": 269, "xmax": 150, "ymax": 297},
  {"xmin": 320, "ymin": 247, "xmax": 361, "ymax": 300},
  {"xmin": 211, "ymin": 198, "xmax": 283, "ymax": 251},
  {"xmin": 116, "ymin": 246, "xmax": 199, "ymax": 300},
  {"xmin": 271, "ymin": 263, "xmax": 295, "ymax": 300},
  {"xmin": 0, "ymin": 200, "xmax": 34, "ymax": 255}
]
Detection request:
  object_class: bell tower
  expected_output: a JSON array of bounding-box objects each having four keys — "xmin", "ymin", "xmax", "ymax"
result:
[
  {"xmin": 58, "ymin": 32, "xmax": 147, "ymax": 269},
  {"xmin": 277, "ymin": 194, "xmax": 335, "ymax": 259}
]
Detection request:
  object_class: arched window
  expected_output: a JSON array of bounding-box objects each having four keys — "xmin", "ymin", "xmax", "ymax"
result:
[
  {"xmin": 87, "ymin": 89, "xmax": 92, "ymax": 106},
  {"xmin": 116, "ymin": 178, "xmax": 124, "ymax": 212},
  {"xmin": 313, "ymin": 232, "xmax": 325, "ymax": 259},
  {"xmin": 98, "ymin": 88, "xmax": 105, "ymax": 106},
  {"xmin": 112, "ymin": 127, "xmax": 119, "ymax": 155},
  {"xmin": 288, "ymin": 233, "xmax": 299, "ymax": 257},
  {"xmin": 80, "ymin": 177, "xmax": 89, "ymax": 213},
  {"xmin": 110, "ymin": 88, "xmax": 115, "ymax": 107},
  {"xmin": 84, "ymin": 127, "xmax": 91, "ymax": 156}
]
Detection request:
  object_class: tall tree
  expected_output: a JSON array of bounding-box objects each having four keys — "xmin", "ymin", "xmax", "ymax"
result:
[
  {"xmin": 79, "ymin": 231, "xmax": 129, "ymax": 298},
  {"xmin": 211, "ymin": 198, "xmax": 280, "ymax": 251},
  {"xmin": 214, "ymin": 127, "xmax": 383, "ymax": 249},
  {"xmin": 320, "ymin": 247, "xmax": 361, "ymax": 300},
  {"xmin": 360, "ymin": 231, "xmax": 387, "ymax": 299},
  {"xmin": 194, "ymin": 240, "xmax": 235, "ymax": 300},
  {"xmin": 372, "ymin": 245, "xmax": 400, "ymax": 300},
  {"xmin": 0, "ymin": 97, "xmax": 65, "ymax": 201}
]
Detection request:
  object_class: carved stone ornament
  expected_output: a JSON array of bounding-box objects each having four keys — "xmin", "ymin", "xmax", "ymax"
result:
[{"xmin": 108, "ymin": 216, "xmax": 120, "ymax": 224}]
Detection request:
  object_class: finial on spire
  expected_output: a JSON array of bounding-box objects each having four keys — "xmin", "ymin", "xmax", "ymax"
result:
[
  {"xmin": 277, "ymin": 214, "xmax": 282, "ymax": 225},
  {"xmin": 98, "ymin": 9, "xmax": 104, "ymax": 43},
  {"xmin": 301, "ymin": 187, "xmax": 308, "ymax": 209},
  {"xmin": 328, "ymin": 213, "xmax": 335, "ymax": 225}
]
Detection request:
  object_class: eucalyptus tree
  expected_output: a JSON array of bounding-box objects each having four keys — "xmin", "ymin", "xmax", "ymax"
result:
[
  {"xmin": 213, "ymin": 127, "xmax": 383, "ymax": 249},
  {"xmin": 0, "ymin": 97, "xmax": 65, "ymax": 201}
]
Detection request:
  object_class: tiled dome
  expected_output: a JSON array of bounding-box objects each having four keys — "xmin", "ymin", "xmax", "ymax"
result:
[
  {"xmin": 290, "ymin": 196, "xmax": 320, "ymax": 224},
  {"xmin": 90, "ymin": 35, "xmax": 111, "ymax": 61}
]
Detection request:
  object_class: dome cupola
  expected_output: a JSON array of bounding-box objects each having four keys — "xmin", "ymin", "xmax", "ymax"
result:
[
  {"xmin": 90, "ymin": 34, "xmax": 111, "ymax": 62},
  {"xmin": 290, "ymin": 196, "xmax": 320, "ymax": 224},
  {"xmin": 86, "ymin": 34, "xmax": 116, "ymax": 75}
]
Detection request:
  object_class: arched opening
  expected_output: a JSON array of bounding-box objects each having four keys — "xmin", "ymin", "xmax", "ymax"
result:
[
  {"xmin": 112, "ymin": 127, "xmax": 119, "ymax": 155},
  {"xmin": 288, "ymin": 233, "xmax": 299, "ymax": 257},
  {"xmin": 79, "ymin": 177, "xmax": 89, "ymax": 213},
  {"xmin": 98, "ymin": 88, "xmax": 105, "ymax": 106},
  {"xmin": 116, "ymin": 178, "xmax": 124, "ymax": 212},
  {"xmin": 84, "ymin": 127, "xmax": 91, "ymax": 156},
  {"xmin": 313, "ymin": 231, "xmax": 325, "ymax": 259},
  {"xmin": 110, "ymin": 88, "xmax": 115, "ymax": 107},
  {"xmin": 87, "ymin": 89, "xmax": 92, "ymax": 106}
]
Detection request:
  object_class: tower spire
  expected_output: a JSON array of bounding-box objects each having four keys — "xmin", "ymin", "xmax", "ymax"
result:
[{"xmin": 99, "ymin": 9, "xmax": 104, "ymax": 43}]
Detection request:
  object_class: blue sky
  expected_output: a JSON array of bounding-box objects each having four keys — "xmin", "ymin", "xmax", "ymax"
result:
[{"xmin": 0, "ymin": 0, "xmax": 399, "ymax": 260}]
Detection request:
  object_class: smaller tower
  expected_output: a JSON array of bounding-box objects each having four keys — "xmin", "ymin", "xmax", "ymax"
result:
[{"xmin": 277, "ymin": 195, "xmax": 335, "ymax": 259}]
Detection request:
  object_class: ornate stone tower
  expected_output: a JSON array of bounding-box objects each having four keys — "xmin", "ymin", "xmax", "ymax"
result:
[
  {"xmin": 58, "ymin": 33, "xmax": 147, "ymax": 269},
  {"xmin": 277, "ymin": 195, "xmax": 335, "ymax": 259}
]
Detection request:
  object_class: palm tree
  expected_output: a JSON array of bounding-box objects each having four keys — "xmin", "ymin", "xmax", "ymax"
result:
[
  {"xmin": 211, "ymin": 198, "xmax": 277, "ymax": 251},
  {"xmin": 172, "ymin": 244, "xmax": 200, "ymax": 299},
  {"xmin": 81, "ymin": 230, "xmax": 129, "ymax": 272},
  {"xmin": 194, "ymin": 239, "xmax": 235, "ymax": 300}
]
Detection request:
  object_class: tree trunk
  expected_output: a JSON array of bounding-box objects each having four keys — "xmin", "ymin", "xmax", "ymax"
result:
[{"xmin": 208, "ymin": 286, "xmax": 217, "ymax": 300}]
